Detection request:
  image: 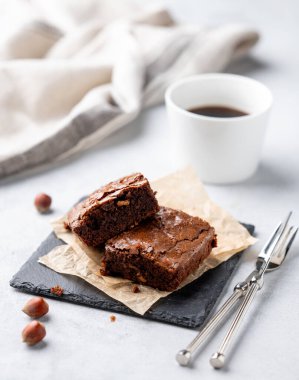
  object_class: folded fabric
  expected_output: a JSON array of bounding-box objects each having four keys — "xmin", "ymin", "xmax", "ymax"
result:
[{"xmin": 0, "ymin": 0, "xmax": 259, "ymax": 179}]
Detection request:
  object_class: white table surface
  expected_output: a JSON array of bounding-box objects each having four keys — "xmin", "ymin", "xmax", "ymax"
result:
[{"xmin": 1, "ymin": 1, "xmax": 299, "ymax": 379}]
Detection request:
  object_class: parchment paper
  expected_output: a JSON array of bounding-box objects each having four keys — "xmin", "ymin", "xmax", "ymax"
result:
[{"xmin": 39, "ymin": 168, "xmax": 256, "ymax": 315}]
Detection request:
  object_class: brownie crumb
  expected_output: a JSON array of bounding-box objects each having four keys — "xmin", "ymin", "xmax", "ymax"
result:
[
  {"xmin": 110, "ymin": 315, "xmax": 116, "ymax": 322},
  {"xmin": 50, "ymin": 285, "xmax": 64, "ymax": 297},
  {"xmin": 63, "ymin": 221, "xmax": 71, "ymax": 231},
  {"xmin": 132, "ymin": 285, "xmax": 140, "ymax": 293}
]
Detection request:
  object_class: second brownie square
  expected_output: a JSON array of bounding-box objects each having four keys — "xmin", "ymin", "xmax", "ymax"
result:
[{"xmin": 102, "ymin": 206, "xmax": 217, "ymax": 291}]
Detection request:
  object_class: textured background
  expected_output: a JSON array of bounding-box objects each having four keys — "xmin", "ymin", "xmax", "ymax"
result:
[{"xmin": 1, "ymin": 0, "xmax": 299, "ymax": 379}]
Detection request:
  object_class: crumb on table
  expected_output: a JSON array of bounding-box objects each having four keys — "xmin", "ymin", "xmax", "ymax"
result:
[
  {"xmin": 50, "ymin": 285, "xmax": 64, "ymax": 296},
  {"xmin": 132, "ymin": 285, "xmax": 140, "ymax": 293},
  {"xmin": 110, "ymin": 315, "xmax": 116, "ymax": 322}
]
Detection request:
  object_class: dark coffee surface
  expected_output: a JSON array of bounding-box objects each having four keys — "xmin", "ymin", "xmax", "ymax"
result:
[{"xmin": 188, "ymin": 105, "xmax": 248, "ymax": 118}]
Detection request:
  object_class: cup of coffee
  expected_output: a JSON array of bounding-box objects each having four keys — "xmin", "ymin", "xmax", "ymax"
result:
[{"xmin": 165, "ymin": 73, "xmax": 272, "ymax": 184}]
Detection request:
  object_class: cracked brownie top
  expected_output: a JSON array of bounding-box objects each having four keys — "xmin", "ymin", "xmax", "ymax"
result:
[
  {"xmin": 105, "ymin": 206, "xmax": 217, "ymax": 271},
  {"xmin": 67, "ymin": 172, "xmax": 159, "ymax": 247},
  {"xmin": 68, "ymin": 173, "xmax": 151, "ymax": 222}
]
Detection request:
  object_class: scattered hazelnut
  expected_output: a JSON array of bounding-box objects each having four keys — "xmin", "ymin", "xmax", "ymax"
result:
[
  {"xmin": 132, "ymin": 285, "xmax": 140, "ymax": 293},
  {"xmin": 22, "ymin": 321, "xmax": 46, "ymax": 346},
  {"xmin": 22, "ymin": 297, "xmax": 49, "ymax": 318},
  {"xmin": 50, "ymin": 285, "xmax": 64, "ymax": 297},
  {"xmin": 110, "ymin": 315, "xmax": 116, "ymax": 322},
  {"xmin": 34, "ymin": 193, "xmax": 52, "ymax": 213}
]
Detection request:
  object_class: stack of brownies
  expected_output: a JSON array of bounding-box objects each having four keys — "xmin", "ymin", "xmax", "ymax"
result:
[{"xmin": 67, "ymin": 173, "xmax": 217, "ymax": 291}]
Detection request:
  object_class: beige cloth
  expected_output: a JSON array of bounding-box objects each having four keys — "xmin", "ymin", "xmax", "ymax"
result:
[
  {"xmin": 0, "ymin": 0, "xmax": 259, "ymax": 178},
  {"xmin": 39, "ymin": 168, "xmax": 256, "ymax": 315}
]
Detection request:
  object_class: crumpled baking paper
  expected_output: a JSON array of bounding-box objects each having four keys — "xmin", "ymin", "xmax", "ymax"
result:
[{"xmin": 39, "ymin": 167, "xmax": 256, "ymax": 315}]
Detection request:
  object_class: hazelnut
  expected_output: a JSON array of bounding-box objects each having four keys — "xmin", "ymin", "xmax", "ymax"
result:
[
  {"xmin": 117, "ymin": 200, "xmax": 130, "ymax": 207},
  {"xmin": 22, "ymin": 297, "xmax": 49, "ymax": 318},
  {"xmin": 22, "ymin": 321, "xmax": 46, "ymax": 346},
  {"xmin": 34, "ymin": 193, "xmax": 52, "ymax": 213}
]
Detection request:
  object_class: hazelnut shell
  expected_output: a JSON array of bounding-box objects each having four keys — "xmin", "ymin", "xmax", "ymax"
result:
[
  {"xmin": 22, "ymin": 297, "xmax": 49, "ymax": 318},
  {"xmin": 22, "ymin": 321, "xmax": 46, "ymax": 346},
  {"xmin": 34, "ymin": 193, "xmax": 52, "ymax": 213}
]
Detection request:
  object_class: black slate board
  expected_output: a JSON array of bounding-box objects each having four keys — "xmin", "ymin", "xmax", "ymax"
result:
[{"xmin": 10, "ymin": 223, "xmax": 254, "ymax": 329}]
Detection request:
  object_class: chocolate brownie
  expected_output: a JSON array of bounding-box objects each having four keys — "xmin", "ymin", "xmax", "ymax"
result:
[
  {"xmin": 101, "ymin": 206, "xmax": 217, "ymax": 291},
  {"xmin": 67, "ymin": 173, "xmax": 159, "ymax": 247}
]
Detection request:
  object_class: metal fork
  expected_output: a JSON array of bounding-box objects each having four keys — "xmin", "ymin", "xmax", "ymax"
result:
[{"xmin": 176, "ymin": 212, "xmax": 298, "ymax": 367}]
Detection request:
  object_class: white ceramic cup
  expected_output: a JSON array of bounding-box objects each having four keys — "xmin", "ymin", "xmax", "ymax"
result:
[{"xmin": 165, "ymin": 73, "xmax": 273, "ymax": 184}]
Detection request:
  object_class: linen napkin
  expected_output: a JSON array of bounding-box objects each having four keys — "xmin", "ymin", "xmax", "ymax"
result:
[{"xmin": 0, "ymin": 0, "xmax": 259, "ymax": 179}]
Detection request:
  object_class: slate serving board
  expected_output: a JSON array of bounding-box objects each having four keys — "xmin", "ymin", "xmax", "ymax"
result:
[{"xmin": 10, "ymin": 223, "xmax": 254, "ymax": 329}]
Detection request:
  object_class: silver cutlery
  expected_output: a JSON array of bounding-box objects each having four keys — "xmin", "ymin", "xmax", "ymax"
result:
[{"xmin": 176, "ymin": 212, "xmax": 298, "ymax": 368}]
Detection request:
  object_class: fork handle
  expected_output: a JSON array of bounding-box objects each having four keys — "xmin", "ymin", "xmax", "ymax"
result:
[
  {"xmin": 176, "ymin": 288, "xmax": 244, "ymax": 366},
  {"xmin": 210, "ymin": 281, "xmax": 260, "ymax": 369}
]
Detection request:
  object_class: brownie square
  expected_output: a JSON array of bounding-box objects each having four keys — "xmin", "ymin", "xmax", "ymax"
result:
[
  {"xmin": 101, "ymin": 206, "xmax": 217, "ymax": 291},
  {"xmin": 67, "ymin": 173, "xmax": 159, "ymax": 247}
]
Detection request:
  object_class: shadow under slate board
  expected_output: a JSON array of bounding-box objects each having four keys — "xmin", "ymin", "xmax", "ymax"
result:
[{"xmin": 10, "ymin": 223, "xmax": 254, "ymax": 329}]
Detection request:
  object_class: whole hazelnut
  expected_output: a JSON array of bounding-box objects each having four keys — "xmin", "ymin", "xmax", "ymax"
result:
[
  {"xmin": 22, "ymin": 297, "xmax": 49, "ymax": 318},
  {"xmin": 22, "ymin": 321, "xmax": 46, "ymax": 346},
  {"xmin": 34, "ymin": 193, "xmax": 52, "ymax": 213}
]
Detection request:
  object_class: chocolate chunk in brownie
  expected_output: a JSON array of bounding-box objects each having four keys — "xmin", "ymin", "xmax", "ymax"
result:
[
  {"xmin": 101, "ymin": 206, "xmax": 217, "ymax": 291},
  {"xmin": 67, "ymin": 173, "xmax": 159, "ymax": 247}
]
